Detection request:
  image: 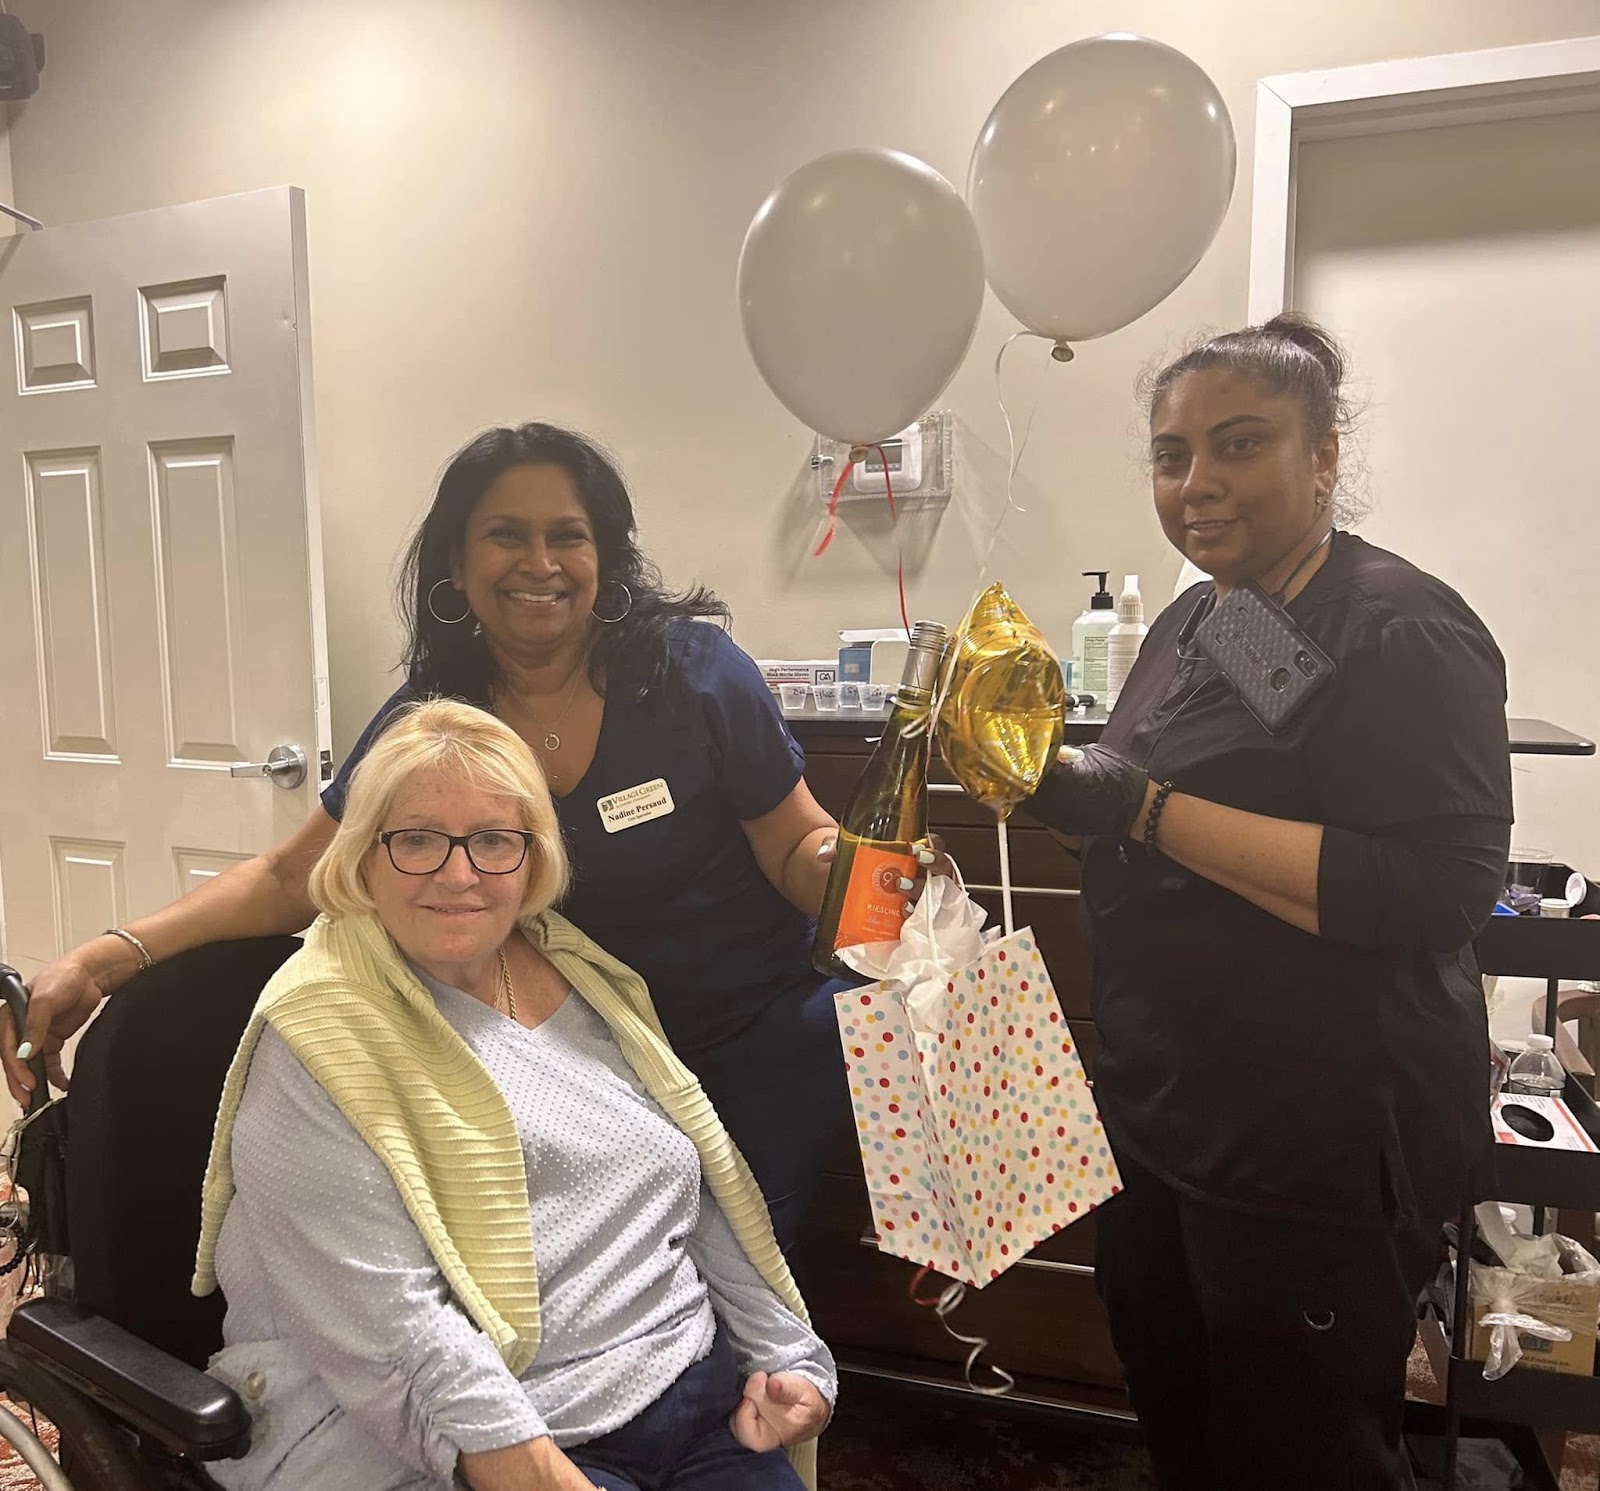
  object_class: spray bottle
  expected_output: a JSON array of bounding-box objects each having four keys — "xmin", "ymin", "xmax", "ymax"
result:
[{"xmin": 1105, "ymin": 575, "xmax": 1148, "ymax": 710}]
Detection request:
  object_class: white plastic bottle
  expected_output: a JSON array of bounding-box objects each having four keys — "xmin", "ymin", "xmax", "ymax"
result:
[
  {"xmin": 1104, "ymin": 575, "xmax": 1148, "ymax": 710},
  {"xmin": 1506, "ymin": 1034, "xmax": 1566, "ymax": 1098},
  {"xmin": 1071, "ymin": 571, "xmax": 1116, "ymax": 699}
]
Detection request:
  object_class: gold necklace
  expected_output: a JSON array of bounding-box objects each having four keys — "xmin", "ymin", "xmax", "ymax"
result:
[
  {"xmin": 496, "ymin": 947, "xmax": 519, "ymax": 1023},
  {"xmin": 527, "ymin": 663, "xmax": 587, "ymax": 753}
]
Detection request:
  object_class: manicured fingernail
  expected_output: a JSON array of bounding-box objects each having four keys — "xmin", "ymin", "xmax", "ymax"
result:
[
  {"xmin": 904, "ymin": 901, "xmax": 916, "ymax": 914},
  {"xmin": 817, "ymin": 840, "xmax": 835, "ymax": 859},
  {"xmin": 897, "ymin": 877, "xmax": 914, "ymax": 892},
  {"xmin": 16, "ymin": 1042, "xmax": 32, "ymax": 1061},
  {"xmin": 916, "ymin": 848, "xmax": 936, "ymax": 866}
]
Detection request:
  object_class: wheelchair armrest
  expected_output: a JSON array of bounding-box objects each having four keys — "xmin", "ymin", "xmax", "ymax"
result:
[{"xmin": 8, "ymin": 1297, "xmax": 250, "ymax": 1460}]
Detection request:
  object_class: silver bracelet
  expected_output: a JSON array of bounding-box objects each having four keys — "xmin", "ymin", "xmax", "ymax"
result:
[{"xmin": 104, "ymin": 927, "xmax": 153, "ymax": 972}]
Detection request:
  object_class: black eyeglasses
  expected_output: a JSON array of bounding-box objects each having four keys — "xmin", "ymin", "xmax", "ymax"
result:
[{"xmin": 375, "ymin": 829, "xmax": 534, "ymax": 876}]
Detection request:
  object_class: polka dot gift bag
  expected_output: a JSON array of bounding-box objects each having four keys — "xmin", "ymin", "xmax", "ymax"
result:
[{"xmin": 834, "ymin": 877, "xmax": 1119, "ymax": 1287}]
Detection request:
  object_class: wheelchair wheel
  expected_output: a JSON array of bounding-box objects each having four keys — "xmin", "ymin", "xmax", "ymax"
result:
[{"xmin": 0, "ymin": 1339, "xmax": 149, "ymax": 1490}]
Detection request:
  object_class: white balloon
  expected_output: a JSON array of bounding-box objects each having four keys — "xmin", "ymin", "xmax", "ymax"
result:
[
  {"xmin": 738, "ymin": 148, "xmax": 985, "ymax": 446},
  {"xmin": 968, "ymin": 34, "xmax": 1236, "ymax": 344}
]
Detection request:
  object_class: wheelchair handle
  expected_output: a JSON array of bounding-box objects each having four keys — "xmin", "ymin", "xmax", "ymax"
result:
[{"xmin": 0, "ymin": 964, "xmax": 51, "ymax": 1114}]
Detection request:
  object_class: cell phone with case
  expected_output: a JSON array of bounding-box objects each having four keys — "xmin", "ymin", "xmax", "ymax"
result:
[{"xmin": 1193, "ymin": 583, "xmax": 1336, "ymax": 734}]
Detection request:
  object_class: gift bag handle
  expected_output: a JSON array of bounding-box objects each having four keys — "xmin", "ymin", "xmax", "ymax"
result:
[{"xmin": 926, "ymin": 785, "xmax": 1014, "ymax": 935}]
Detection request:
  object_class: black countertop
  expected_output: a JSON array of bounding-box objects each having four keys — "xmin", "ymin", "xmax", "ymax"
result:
[{"xmin": 784, "ymin": 707, "xmax": 1594, "ymax": 758}]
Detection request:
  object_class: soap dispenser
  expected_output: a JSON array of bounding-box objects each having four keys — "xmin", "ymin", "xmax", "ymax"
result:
[{"xmin": 1072, "ymin": 571, "xmax": 1116, "ymax": 698}]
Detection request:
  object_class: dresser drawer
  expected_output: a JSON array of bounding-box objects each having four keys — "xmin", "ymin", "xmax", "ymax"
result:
[{"xmin": 800, "ymin": 1172, "xmax": 1123, "ymax": 1390}]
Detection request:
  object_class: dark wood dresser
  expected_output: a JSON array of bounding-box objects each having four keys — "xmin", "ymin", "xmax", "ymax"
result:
[
  {"xmin": 788, "ymin": 712, "xmax": 1596, "ymax": 1423},
  {"xmin": 789, "ymin": 707, "xmax": 1136, "ymax": 1427}
]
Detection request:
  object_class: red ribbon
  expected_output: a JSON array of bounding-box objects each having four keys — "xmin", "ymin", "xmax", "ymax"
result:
[
  {"xmin": 813, "ymin": 458, "xmax": 856, "ymax": 558},
  {"xmin": 814, "ymin": 445, "xmax": 910, "ymax": 637}
]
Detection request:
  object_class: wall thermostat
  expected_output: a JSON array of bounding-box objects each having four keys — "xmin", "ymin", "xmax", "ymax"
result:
[
  {"xmin": 849, "ymin": 427, "xmax": 923, "ymax": 492},
  {"xmin": 812, "ymin": 409, "xmax": 954, "ymax": 507}
]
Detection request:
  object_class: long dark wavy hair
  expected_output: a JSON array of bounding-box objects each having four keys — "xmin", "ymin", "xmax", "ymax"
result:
[{"xmin": 398, "ymin": 424, "xmax": 729, "ymax": 705}]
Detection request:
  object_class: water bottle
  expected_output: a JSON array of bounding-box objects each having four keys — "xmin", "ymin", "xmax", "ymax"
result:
[{"xmin": 1505, "ymin": 1034, "xmax": 1566, "ymax": 1098}]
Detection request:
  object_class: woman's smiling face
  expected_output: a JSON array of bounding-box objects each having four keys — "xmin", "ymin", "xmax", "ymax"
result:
[
  {"xmin": 1149, "ymin": 369, "xmax": 1338, "ymax": 588},
  {"xmin": 448, "ymin": 463, "xmax": 600, "ymax": 655}
]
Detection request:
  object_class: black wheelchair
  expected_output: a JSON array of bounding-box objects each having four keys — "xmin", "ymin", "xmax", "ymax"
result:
[{"xmin": 0, "ymin": 937, "xmax": 301, "ymax": 1489}]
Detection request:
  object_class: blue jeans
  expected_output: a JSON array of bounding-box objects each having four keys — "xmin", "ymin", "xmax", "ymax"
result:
[
  {"xmin": 569, "ymin": 1332, "xmax": 804, "ymax": 1491},
  {"xmin": 688, "ymin": 978, "xmax": 855, "ymax": 1257}
]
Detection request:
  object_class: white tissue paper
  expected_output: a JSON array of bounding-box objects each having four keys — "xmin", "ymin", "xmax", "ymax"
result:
[{"xmin": 836, "ymin": 873, "xmax": 996, "ymax": 1030}]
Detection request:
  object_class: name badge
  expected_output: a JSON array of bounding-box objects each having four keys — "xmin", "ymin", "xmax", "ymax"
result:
[{"xmin": 597, "ymin": 778, "xmax": 676, "ymax": 834}]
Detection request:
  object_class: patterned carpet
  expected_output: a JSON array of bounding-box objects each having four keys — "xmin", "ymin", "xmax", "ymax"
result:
[
  {"xmin": 0, "ymin": 1408, "xmax": 56, "ymax": 1489},
  {"xmin": 813, "ymin": 1336, "xmax": 1600, "ymax": 1491},
  {"xmin": 820, "ymin": 1376, "xmax": 1153, "ymax": 1491},
  {"xmin": 0, "ymin": 1334, "xmax": 1595, "ymax": 1488}
]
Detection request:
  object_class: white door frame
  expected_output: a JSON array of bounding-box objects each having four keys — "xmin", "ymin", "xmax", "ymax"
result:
[{"xmin": 1248, "ymin": 35, "xmax": 1600, "ymax": 321}]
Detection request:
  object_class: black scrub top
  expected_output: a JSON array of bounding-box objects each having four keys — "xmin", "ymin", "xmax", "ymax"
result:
[{"xmin": 1086, "ymin": 533, "xmax": 1512, "ymax": 1229}]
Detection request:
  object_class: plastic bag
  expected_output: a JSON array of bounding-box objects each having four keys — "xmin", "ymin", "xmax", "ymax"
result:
[{"xmin": 1468, "ymin": 1230, "xmax": 1600, "ymax": 1379}]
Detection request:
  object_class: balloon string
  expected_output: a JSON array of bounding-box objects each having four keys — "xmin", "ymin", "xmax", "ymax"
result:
[
  {"xmin": 925, "ymin": 330, "xmax": 1060, "ymax": 763},
  {"xmin": 813, "ymin": 458, "xmax": 856, "ymax": 557},
  {"xmin": 908, "ymin": 1265, "xmax": 1015, "ymax": 1396},
  {"xmin": 875, "ymin": 445, "xmax": 912, "ymax": 638},
  {"xmin": 983, "ymin": 328, "xmax": 1056, "ymax": 576}
]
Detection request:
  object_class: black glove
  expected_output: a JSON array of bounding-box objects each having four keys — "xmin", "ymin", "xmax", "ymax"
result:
[{"xmin": 1024, "ymin": 744, "xmax": 1150, "ymax": 839}]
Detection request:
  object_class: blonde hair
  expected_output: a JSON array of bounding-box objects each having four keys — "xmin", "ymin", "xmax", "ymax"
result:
[{"xmin": 309, "ymin": 699, "xmax": 569, "ymax": 919}]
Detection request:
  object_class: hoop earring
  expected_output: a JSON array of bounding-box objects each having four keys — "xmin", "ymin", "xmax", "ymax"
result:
[
  {"xmin": 592, "ymin": 581, "xmax": 633, "ymax": 625},
  {"xmin": 427, "ymin": 578, "xmax": 473, "ymax": 625}
]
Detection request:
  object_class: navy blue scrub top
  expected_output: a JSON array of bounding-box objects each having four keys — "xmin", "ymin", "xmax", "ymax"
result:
[{"xmin": 322, "ymin": 619, "xmax": 818, "ymax": 1056}]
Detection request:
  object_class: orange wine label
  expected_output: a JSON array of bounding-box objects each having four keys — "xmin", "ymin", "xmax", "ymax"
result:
[{"xmin": 835, "ymin": 844, "xmax": 917, "ymax": 950}]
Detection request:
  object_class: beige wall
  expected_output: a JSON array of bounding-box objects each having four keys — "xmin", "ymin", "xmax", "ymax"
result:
[
  {"xmin": 6, "ymin": 0, "xmax": 1599, "ymax": 757},
  {"xmin": 0, "ymin": 106, "xmax": 12, "ymax": 234},
  {"xmin": 1295, "ymin": 110, "xmax": 1600, "ymax": 874}
]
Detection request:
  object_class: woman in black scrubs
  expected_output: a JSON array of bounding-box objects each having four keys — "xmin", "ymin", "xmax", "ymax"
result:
[{"xmin": 1026, "ymin": 316, "xmax": 1512, "ymax": 1490}]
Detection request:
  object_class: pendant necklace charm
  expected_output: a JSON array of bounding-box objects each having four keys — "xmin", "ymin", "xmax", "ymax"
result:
[{"xmin": 523, "ymin": 663, "xmax": 586, "ymax": 760}]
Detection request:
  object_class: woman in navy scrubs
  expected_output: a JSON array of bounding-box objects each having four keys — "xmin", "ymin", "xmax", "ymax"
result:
[{"xmin": 14, "ymin": 424, "xmax": 879, "ymax": 1253}]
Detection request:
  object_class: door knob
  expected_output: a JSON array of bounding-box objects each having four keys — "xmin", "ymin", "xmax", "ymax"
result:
[{"xmin": 228, "ymin": 744, "xmax": 307, "ymax": 789}]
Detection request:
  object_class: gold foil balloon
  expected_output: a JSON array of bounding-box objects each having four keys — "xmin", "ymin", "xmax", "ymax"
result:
[{"xmin": 936, "ymin": 584, "xmax": 1065, "ymax": 819}]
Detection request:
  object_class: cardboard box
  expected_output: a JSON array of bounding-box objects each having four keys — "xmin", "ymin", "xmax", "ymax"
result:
[
  {"xmin": 838, "ymin": 646, "xmax": 873, "ymax": 682},
  {"xmin": 756, "ymin": 660, "xmax": 837, "ymax": 694},
  {"xmin": 838, "ymin": 629, "xmax": 906, "ymax": 683},
  {"xmin": 1467, "ymin": 1268, "xmax": 1600, "ymax": 1376}
]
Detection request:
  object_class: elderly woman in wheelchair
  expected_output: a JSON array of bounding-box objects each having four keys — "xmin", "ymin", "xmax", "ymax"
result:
[{"xmin": 186, "ymin": 698, "xmax": 834, "ymax": 1491}]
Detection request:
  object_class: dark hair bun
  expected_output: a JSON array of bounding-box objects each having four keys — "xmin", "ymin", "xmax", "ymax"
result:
[{"xmin": 1260, "ymin": 312, "xmax": 1345, "ymax": 394}]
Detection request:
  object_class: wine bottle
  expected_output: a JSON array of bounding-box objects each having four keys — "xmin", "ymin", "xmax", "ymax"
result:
[{"xmin": 812, "ymin": 619, "xmax": 950, "ymax": 977}]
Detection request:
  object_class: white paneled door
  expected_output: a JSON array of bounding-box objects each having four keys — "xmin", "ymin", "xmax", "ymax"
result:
[{"xmin": 0, "ymin": 187, "xmax": 328, "ymax": 978}]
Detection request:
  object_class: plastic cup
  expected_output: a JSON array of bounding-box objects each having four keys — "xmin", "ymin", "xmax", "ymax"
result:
[
  {"xmin": 861, "ymin": 684, "xmax": 889, "ymax": 711},
  {"xmin": 812, "ymin": 683, "xmax": 840, "ymax": 712},
  {"xmin": 838, "ymin": 682, "xmax": 862, "ymax": 709},
  {"xmin": 1507, "ymin": 848, "xmax": 1555, "ymax": 903},
  {"xmin": 778, "ymin": 682, "xmax": 808, "ymax": 714}
]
